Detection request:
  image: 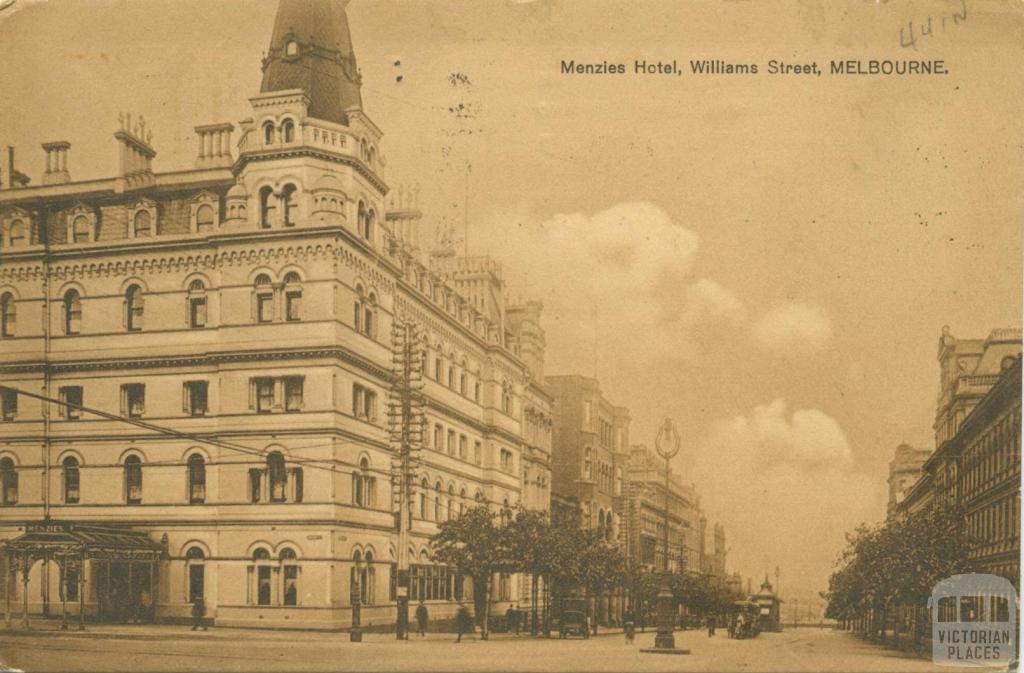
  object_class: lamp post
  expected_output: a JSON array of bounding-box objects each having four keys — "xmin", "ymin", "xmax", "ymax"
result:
[{"xmin": 641, "ymin": 418, "xmax": 689, "ymax": 655}]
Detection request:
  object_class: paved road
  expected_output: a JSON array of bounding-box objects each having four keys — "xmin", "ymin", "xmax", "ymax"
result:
[{"xmin": 0, "ymin": 626, "xmax": 972, "ymax": 672}]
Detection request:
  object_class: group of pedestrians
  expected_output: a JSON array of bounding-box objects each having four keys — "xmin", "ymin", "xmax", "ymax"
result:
[{"xmin": 415, "ymin": 600, "xmax": 474, "ymax": 642}]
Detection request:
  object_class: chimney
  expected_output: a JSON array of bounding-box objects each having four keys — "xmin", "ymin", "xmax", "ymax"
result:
[
  {"xmin": 194, "ymin": 122, "xmax": 234, "ymax": 168},
  {"xmin": 114, "ymin": 112, "xmax": 156, "ymax": 188},
  {"xmin": 41, "ymin": 141, "xmax": 72, "ymax": 185},
  {"xmin": 4, "ymin": 147, "xmax": 30, "ymax": 189}
]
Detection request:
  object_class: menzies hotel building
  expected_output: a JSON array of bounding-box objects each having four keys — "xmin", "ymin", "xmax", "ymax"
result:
[{"xmin": 0, "ymin": 0, "xmax": 552, "ymax": 630}]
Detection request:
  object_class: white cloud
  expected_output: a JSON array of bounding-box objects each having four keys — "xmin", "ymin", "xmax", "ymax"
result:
[
  {"xmin": 688, "ymin": 400, "xmax": 883, "ymax": 596},
  {"xmin": 753, "ymin": 302, "xmax": 833, "ymax": 353},
  {"xmin": 476, "ymin": 202, "xmax": 742, "ymax": 367}
]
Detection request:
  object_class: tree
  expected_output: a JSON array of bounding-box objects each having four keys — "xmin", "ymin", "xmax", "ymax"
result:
[
  {"xmin": 430, "ymin": 505, "xmax": 511, "ymax": 639},
  {"xmin": 505, "ymin": 507, "xmax": 552, "ymax": 636}
]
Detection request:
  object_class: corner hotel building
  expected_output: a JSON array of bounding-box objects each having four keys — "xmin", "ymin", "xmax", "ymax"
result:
[{"xmin": 0, "ymin": 0, "xmax": 553, "ymax": 630}]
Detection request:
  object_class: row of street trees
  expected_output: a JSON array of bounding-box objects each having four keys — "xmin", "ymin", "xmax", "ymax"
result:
[
  {"xmin": 430, "ymin": 504, "xmax": 736, "ymax": 639},
  {"xmin": 823, "ymin": 503, "xmax": 975, "ymax": 648}
]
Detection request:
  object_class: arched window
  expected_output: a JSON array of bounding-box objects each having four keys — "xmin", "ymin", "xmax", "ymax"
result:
[
  {"xmin": 283, "ymin": 272, "xmax": 302, "ymax": 322},
  {"xmin": 285, "ymin": 40, "xmax": 299, "ymax": 57},
  {"xmin": 186, "ymin": 547, "xmax": 205, "ymax": 603},
  {"xmin": 365, "ymin": 208, "xmax": 375, "ymax": 241},
  {"xmin": 0, "ymin": 458, "xmax": 17, "ymax": 505},
  {"xmin": 361, "ymin": 550, "xmax": 374, "ymax": 605},
  {"xmin": 459, "ymin": 488, "xmax": 466, "ymax": 517},
  {"xmin": 500, "ymin": 499, "xmax": 511, "ymax": 526},
  {"xmin": 502, "ymin": 383, "xmax": 513, "ymax": 414},
  {"xmin": 281, "ymin": 184, "xmax": 297, "ymax": 226},
  {"xmin": 448, "ymin": 365, "xmax": 456, "ymax": 389},
  {"xmin": 125, "ymin": 285, "xmax": 144, "ymax": 331},
  {"xmin": 188, "ymin": 454, "xmax": 206, "ymax": 504},
  {"xmin": 583, "ymin": 447, "xmax": 592, "ymax": 480},
  {"xmin": 254, "ymin": 274, "xmax": 274, "ymax": 323},
  {"xmin": 62, "ymin": 456, "xmax": 80, "ymax": 504},
  {"xmin": 460, "ymin": 371, "xmax": 467, "ymax": 396},
  {"xmin": 282, "ymin": 120, "xmax": 295, "ymax": 144},
  {"xmin": 434, "ymin": 481, "xmax": 442, "ymax": 522},
  {"xmin": 0, "ymin": 293, "xmax": 14, "ymax": 338},
  {"xmin": 188, "ymin": 279, "xmax": 207, "ymax": 328},
  {"xmin": 63, "ymin": 290, "xmax": 81, "ymax": 335},
  {"xmin": 267, "ymin": 451, "xmax": 287, "ymax": 502},
  {"xmin": 353, "ymin": 457, "xmax": 376, "ymax": 509},
  {"xmin": 280, "ymin": 548, "xmax": 299, "ymax": 606},
  {"xmin": 195, "ymin": 204, "xmax": 215, "ymax": 233},
  {"xmin": 263, "ymin": 122, "xmax": 275, "ymax": 145},
  {"xmin": 132, "ymin": 210, "xmax": 151, "ymax": 237},
  {"xmin": 259, "ymin": 186, "xmax": 276, "ymax": 228},
  {"xmin": 72, "ymin": 215, "xmax": 91, "ymax": 243},
  {"xmin": 363, "ymin": 292, "xmax": 376, "ymax": 338},
  {"xmin": 447, "ymin": 484, "xmax": 455, "ymax": 520},
  {"xmin": 124, "ymin": 455, "xmax": 142, "ymax": 504},
  {"xmin": 474, "ymin": 490, "xmax": 484, "ymax": 504},
  {"xmin": 8, "ymin": 220, "xmax": 26, "ymax": 246},
  {"xmin": 253, "ymin": 548, "xmax": 272, "ymax": 605},
  {"xmin": 353, "ymin": 284, "xmax": 364, "ymax": 334},
  {"xmin": 357, "ymin": 201, "xmax": 368, "ymax": 239},
  {"xmin": 597, "ymin": 509, "xmax": 606, "ymax": 537},
  {"xmin": 420, "ymin": 478, "xmax": 429, "ymax": 519}
]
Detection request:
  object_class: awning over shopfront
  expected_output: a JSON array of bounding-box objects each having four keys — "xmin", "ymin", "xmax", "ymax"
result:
[
  {"xmin": 3, "ymin": 521, "xmax": 162, "ymax": 561},
  {"xmin": 2, "ymin": 520, "xmax": 164, "ymax": 630}
]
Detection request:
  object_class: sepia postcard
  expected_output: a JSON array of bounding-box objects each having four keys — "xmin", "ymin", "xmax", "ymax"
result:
[{"xmin": 0, "ymin": 0, "xmax": 1021, "ymax": 671}]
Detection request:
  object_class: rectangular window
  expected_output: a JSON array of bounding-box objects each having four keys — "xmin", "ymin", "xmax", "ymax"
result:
[
  {"xmin": 59, "ymin": 386, "xmax": 83, "ymax": 420},
  {"xmin": 285, "ymin": 291, "xmax": 301, "ymax": 321},
  {"xmin": 1, "ymin": 389, "xmax": 17, "ymax": 422},
  {"xmin": 447, "ymin": 430, "xmax": 456, "ymax": 455},
  {"xmin": 256, "ymin": 293, "xmax": 274, "ymax": 323},
  {"xmin": 352, "ymin": 384, "xmax": 375, "ymax": 420},
  {"xmin": 474, "ymin": 441, "xmax": 482, "ymax": 465},
  {"xmin": 189, "ymin": 297, "xmax": 207, "ymax": 328},
  {"xmin": 254, "ymin": 378, "xmax": 274, "ymax": 413},
  {"xmin": 183, "ymin": 381, "xmax": 208, "ymax": 417},
  {"xmin": 249, "ymin": 469, "xmax": 262, "ymax": 503},
  {"xmin": 121, "ymin": 383, "xmax": 145, "ymax": 419},
  {"xmin": 284, "ymin": 377, "xmax": 304, "ymax": 412},
  {"xmin": 459, "ymin": 435, "xmax": 467, "ymax": 460},
  {"xmin": 500, "ymin": 448, "xmax": 514, "ymax": 473},
  {"xmin": 433, "ymin": 424, "xmax": 443, "ymax": 450},
  {"xmin": 435, "ymin": 359, "xmax": 442, "ymax": 381}
]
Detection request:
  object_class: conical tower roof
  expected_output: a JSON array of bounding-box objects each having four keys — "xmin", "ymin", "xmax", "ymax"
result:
[{"xmin": 260, "ymin": 0, "xmax": 363, "ymax": 125}]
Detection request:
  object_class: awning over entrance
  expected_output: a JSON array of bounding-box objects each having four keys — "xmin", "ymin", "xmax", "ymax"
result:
[{"xmin": 3, "ymin": 521, "xmax": 162, "ymax": 561}]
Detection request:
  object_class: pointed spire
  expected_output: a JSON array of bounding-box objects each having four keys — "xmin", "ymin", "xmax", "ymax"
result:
[{"xmin": 260, "ymin": 0, "xmax": 363, "ymax": 125}]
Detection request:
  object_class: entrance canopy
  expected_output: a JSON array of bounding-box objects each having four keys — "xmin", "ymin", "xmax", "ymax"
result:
[{"xmin": 3, "ymin": 521, "xmax": 162, "ymax": 562}]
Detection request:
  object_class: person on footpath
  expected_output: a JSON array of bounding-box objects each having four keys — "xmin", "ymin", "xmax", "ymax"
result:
[
  {"xmin": 455, "ymin": 602, "xmax": 473, "ymax": 643},
  {"xmin": 623, "ymin": 608, "xmax": 636, "ymax": 644},
  {"xmin": 415, "ymin": 600, "xmax": 429, "ymax": 637},
  {"xmin": 707, "ymin": 612, "xmax": 717, "ymax": 637},
  {"xmin": 191, "ymin": 596, "xmax": 207, "ymax": 631}
]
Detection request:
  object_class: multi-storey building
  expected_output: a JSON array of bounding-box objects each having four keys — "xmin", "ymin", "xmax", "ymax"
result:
[
  {"xmin": 620, "ymin": 445, "xmax": 703, "ymax": 575},
  {"xmin": 886, "ymin": 443, "xmax": 931, "ymax": 517},
  {"xmin": 896, "ymin": 331, "xmax": 1021, "ymax": 589},
  {"xmin": 545, "ymin": 375, "xmax": 629, "ymax": 540},
  {"xmin": 0, "ymin": 0, "xmax": 550, "ymax": 630}
]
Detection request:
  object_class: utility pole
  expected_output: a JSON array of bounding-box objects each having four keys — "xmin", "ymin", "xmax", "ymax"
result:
[{"xmin": 388, "ymin": 318, "xmax": 425, "ymax": 641}]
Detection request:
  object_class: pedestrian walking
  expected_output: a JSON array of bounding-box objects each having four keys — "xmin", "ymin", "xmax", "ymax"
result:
[
  {"xmin": 415, "ymin": 600, "xmax": 429, "ymax": 637},
  {"xmin": 706, "ymin": 612, "xmax": 716, "ymax": 637},
  {"xmin": 638, "ymin": 609, "xmax": 646, "ymax": 633},
  {"xmin": 455, "ymin": 603, "xmax": 473, "ymax": 643},
  {"xmin": 623, "ymin": 608, "xmax": 636, "ymax": 644},
  {"xmin": 191, "ymin": 596, "xmax": 207, "ymax": 631}
]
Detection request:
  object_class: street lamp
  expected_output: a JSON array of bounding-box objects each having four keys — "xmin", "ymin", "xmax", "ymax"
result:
[{"xmin": 641, "ymin": 418, "xmax": 689, "ymax": 656}]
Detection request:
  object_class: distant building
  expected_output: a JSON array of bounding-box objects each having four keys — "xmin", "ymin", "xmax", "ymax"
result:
[
  {"xmin": 621, "ymin": 445, "xmax": 702, "ymax": 574},
  {"xmin": 887, "ymin": 443, "xmax": 931, "ymax": 516},
  {"xmin": 752, "ymin": 576, "xmax": 783, "ymax": 632}
]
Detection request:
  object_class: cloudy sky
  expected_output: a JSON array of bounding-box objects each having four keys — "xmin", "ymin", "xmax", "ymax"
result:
[{"xmin": 1, "ymin": 0, "xmax": 1021, "ymax": 599}]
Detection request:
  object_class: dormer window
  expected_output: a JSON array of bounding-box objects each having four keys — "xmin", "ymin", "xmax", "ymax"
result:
[
  {"xmin": 189, "ymin": 192, "xmax": 220, "ymax": 234},
  {"xmin": 285, "ymin": 40, "xmax": 299, "ymax": 57},
  {"xmin": 132, "ymin": 210, "xmax": 151, "ymax": 237},
  {"xmin": 66, "ymin": 205, "xmax": 97, "ymax": 244}
]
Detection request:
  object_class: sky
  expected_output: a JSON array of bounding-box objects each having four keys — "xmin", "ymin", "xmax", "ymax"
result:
[{"xmin": 1, "ymin": 0, "xmax": 1021, "ymax": 599}]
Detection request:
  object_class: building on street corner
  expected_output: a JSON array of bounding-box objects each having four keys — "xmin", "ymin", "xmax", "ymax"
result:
[{"xmin": 0, "ymin": 0, "xmax": 551, "ymax": 630}]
